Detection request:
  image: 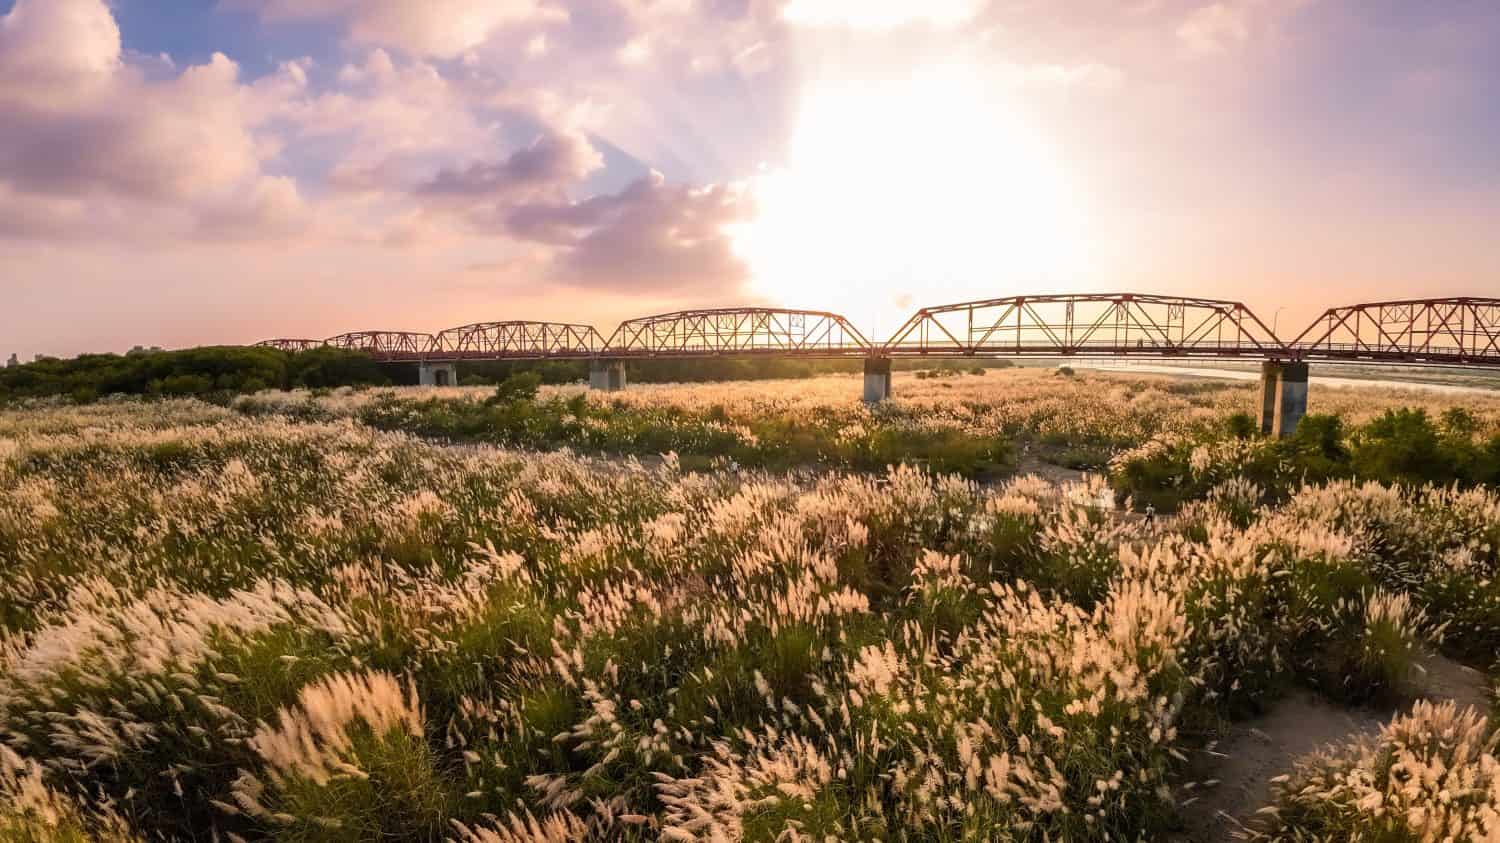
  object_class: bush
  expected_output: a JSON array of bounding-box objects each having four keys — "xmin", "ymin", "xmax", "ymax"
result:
[
  {"xmin": 1110, "ymin": 408, "xmax": 1500, "ymax": 511},
  {"xmin": 1331, "ymin": 590, "xmax": 1432, "ymax": 702},
  {"xmin": 489, "ymin": 372, "xmax": 542, "ymax": 404},
  {"xmin": 149, "ymin": 374, "xmax": 214, "ymax": 396},
  {"xmin": 287, "ymin": 348, "xmax": 389, "ymax": 389},
  {"xmin": 1224, "ymin": 411, "xmax": 1257, "ymax": 439}
]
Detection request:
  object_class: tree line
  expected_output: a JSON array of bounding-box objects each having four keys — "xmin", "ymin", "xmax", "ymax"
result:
[
  {"xmin": 0, "ymin": 347, "xmax": 390, "ymax": 403},
  {"xmin": 1, "ymin": 347, "xmax": 1020, "ymax": 403}
]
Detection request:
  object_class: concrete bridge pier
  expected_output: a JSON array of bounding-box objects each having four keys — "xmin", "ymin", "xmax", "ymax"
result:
[
  {"xmin": 418, "ymin": 361, "xmax": 457, "ymax": 387},
  {"xmin": 863, "ymin": 356, "xmax": 892, "ymax": 403},
  {"xmin": 589, "ymin": 359, "xmax": 627, "ymax": 392},
  {"xmin": 1260, "ymin": 360, "xmax": 1308, "ymax": 437}
]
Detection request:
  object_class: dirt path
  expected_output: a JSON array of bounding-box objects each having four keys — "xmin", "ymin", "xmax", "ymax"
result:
[{"xmin": 1171, "ymin": 652, "xmax": 1491, "ymax": 842}]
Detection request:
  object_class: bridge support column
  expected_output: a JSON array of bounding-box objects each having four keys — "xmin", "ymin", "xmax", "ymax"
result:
[
  {"xmin": 589, "ymin": 359, "xmax": 626, "ymax": 392},
  {"xmin": 1260, "ymin": 361, "xmax": 1308, "ymax": 437},
  {"xmin": 862, "ymin": 356, "xmax": 892, "ymax": 403},
  {"xmin": 418, "ymin": 362, "xmax": 457, "ymax": 387}
]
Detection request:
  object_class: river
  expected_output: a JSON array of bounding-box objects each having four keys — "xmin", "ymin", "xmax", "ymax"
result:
[{"xmin": 1077, "ymin": 363, "xmax": 1500, "ymax": 396}]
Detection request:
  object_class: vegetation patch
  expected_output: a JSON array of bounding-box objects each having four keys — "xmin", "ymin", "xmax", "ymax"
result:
[{"xmin": 2, "ymin": 377, "xmax": 1499, "ymax": 840}]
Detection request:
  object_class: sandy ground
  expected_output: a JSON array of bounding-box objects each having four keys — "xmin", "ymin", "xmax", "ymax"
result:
[
  {"xmin": 1015, "ymin": 455, "xmax": 1088, "ymax": 486},
  {"xmin": 1171, "ymin": 652, "xmax": 1491, "ymax": 841}
]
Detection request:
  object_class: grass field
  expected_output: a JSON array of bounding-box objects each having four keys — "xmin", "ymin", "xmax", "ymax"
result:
[{"xmin": 3, "ymin": 372, "xmax": 1500, "ymax": 841}]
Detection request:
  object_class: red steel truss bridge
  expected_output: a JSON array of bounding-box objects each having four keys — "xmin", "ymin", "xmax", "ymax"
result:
[{"xmin": 256, "ymin": 294, "xmax": 1500, "ymax": 368}]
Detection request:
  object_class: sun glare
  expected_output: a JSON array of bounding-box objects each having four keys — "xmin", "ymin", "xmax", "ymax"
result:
[{"xmin": 735, "ymin": 64, "xmax": 1086, "ymax": 330}]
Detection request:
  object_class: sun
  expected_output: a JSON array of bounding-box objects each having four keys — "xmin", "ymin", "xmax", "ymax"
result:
[{"xmin": 734, "ymin": 63, "xmax": 1087, "ymax": 332}]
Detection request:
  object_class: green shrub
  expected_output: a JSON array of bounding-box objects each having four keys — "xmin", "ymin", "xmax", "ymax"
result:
[
  {"xmin": 149, "ymin": 374, "xmax": 214, "ymax": 396},
  {"xmin": 488, "ymin": 372, "xmax": 542, "ymax": 404},
  {"xmin": 1224, "ymin": 411, "xmax": 1258, "ymax": 439},
  {"xmin": 1352, "ymin": 408, "xmax": 1451, "ymax": 485}
]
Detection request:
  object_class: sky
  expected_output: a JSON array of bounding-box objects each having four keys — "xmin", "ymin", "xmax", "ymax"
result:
[{"xmin": 1, "ymin": 0, "xmax": 1498, "ymax": 356}]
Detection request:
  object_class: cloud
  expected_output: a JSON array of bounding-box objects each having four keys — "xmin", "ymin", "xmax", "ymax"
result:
[
  {"xmin": 1, "ymin": 52, "xmax": 261, "ymax": 202},
  {"xmin": 1177, "ymin": 3, "xmax": 1251, "ymax": 54},
  {"xmin": 0, "ymin": 183, "xmax": 101, "ymax": 241},
  {"xmin": 0, "ymin": 0, "xmax": 121, "ymax": 107},
  {"xmin": 195, "ymin": 176, "xmax": 313, "ymax": 241},
  {"xmin": 0, "ymin": 0, "xmax": 283, "ymax": 242},
  {"xmin": 239, "ymin": 0, "xmax": 565, "ymax": 58},
  {"xmin": 417, "ymin": 130, "xmax": 603, "ymax": 203},
  {"xmin": 1177, "ymin": 0, "xmax": 1309, "ymax": 56},
  {"xmin": 506, "ymin": 171, "xmax": 754, "ymax": 294},
  {"xmin": 289, "ymin": 50, "xmax": 510, "ymax": 197},
  {"xmin": 293, "ymin": 0, "xmax": 795, "ymax": 182},
  {"xmin": 781, "ymin": 0, "xmax": 984, "ymax": 30}
]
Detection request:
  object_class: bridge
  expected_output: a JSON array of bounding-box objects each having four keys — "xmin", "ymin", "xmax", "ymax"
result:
[{"xmin": 257, "ymin": 294, "xmax": 1500, "ymax": 436}]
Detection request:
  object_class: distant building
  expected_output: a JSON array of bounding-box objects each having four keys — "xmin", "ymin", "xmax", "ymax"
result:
[
  {"xmin": 4, "ymin": 353, "xmax": 16, "ymax": 368},
  {"xmin": 127, "ymin": 345, "xmax": 164, "ymax": 356}
]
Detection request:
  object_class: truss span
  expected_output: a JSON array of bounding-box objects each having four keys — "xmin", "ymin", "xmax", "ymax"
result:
[
  {"xmin": 429, "ymin": 321, "xmax": 608, "ymax": 359},
  {"xmin": 603, "ymin": 307, "xmax": 872, "ymax": 357},
  {"xmin": 1288, "ymin": 297, "xmax": 1500, "ymax": 366},
  {"xmin": 324, "ymin": 331, "xmax": 433, "ymax": 360},
  {"xmin": 882, "ymin": 293, "xmax": 1284, "ymax": 358},
  {"xmin": 254, "ymin": 339, "xmax": 325, "ymax": 352}
]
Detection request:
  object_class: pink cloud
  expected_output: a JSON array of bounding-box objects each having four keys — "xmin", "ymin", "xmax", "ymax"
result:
[
  {"xmin": 194, "ymin": 176, "xmax": 314, "ymax": 242},
  {"xmin": 0, "ymin": 0, "xmax": 120, "ymax": 107},
  {"xmin": 507, "ymin": 171, "xmax": 754, "ymax": 295},
  {"xmin": 0, "ymin": 0, "xmax": 280, "ymax": 241}
]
